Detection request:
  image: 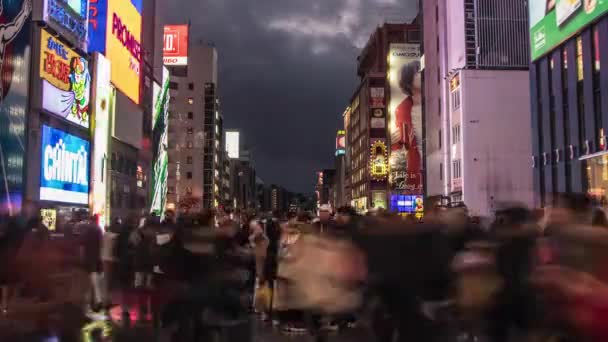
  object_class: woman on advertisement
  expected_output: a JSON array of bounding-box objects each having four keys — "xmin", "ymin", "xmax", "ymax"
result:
[{"xmin": 390, "ymin": 60, "xmax": 423, "ymax": 194}]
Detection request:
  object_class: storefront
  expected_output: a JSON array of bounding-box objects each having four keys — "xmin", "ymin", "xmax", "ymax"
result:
[{"xmin": 584, "ymin": 153, "xmax": 608, "ymax": 206}]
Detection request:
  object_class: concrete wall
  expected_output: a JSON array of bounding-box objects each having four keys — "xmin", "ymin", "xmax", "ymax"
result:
[
  {"xmin": 446, "ymin": 0, "xmax": 466, "ymax": 71},
  {"xmin": 461, "ymin": 69, "xmax": 533, "ymax": 216}
]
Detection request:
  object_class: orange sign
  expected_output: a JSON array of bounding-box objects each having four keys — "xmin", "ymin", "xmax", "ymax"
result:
[{"xmin": 163, "ymin": 25, "xmax": 189, "ymax": 66}]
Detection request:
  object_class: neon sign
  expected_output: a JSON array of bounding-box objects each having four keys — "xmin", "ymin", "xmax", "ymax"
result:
[{"xmin": 45, "ymin": 0, "xmax": 88, "ymax": 47}]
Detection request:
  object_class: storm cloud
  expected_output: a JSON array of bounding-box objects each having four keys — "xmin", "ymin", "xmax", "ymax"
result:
[{"xmin": 158, "ymin": 0, "xmax": 418, "ymax": 193}]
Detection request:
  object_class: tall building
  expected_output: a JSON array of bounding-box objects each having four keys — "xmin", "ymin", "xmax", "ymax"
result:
[
  {"xmin": 529, "ymin": 2, "xmax": 608, "ymax": 206},
  {"xmin": 230, "ymin": 148, "xmax": 257, "ymax": 211},
  {"xmin": 345, "ymin": 23, "xmax": 420, "ymax": 213},
  {"xmin": 166, "ymin": 44, "xmax": 219, "ymax": 212},
  {"xmin": 423, "ymin": 0, "xmax": 533, "ymax": 216}
]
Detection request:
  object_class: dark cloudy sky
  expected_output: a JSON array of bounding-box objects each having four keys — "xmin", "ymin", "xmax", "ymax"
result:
[{"xmin": 158, "ymin": 0, "xmax": 418, "ymax": 193}]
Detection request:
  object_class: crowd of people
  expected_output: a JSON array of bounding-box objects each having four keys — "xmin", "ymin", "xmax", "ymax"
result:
[{"xmin": 3, "ymin": 194, "xmax": 608, "ymax": 341}]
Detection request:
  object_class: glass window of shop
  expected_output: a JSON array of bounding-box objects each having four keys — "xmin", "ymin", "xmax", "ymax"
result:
[{"xmin": 587, "ymin": 155, "xmax": 608, "ymax": 205}]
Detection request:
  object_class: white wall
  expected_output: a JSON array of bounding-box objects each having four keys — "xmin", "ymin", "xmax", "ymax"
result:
[
  {"xmin": 113, "ymin": 91, "xmax": 143, "ymax": 150},
  {"xmin": 461, "ymin": 69, "xmax": 533, "ymax": 216},
  {"xmin": 445, "ymin": 0, "xmax": 466, "ymax": 71}
]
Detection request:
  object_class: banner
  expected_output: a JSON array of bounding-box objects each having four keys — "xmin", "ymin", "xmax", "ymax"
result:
[
  {"xmin": 0, "ymin": 0, "xmax": 32, "ymax": 215},
  {"xmin": 388, "ymin": 44, "xmax": 423, "ymax": 195},
  {"xmin": 40, "ymin": 125, "xmax": 90, "ymax": 205},
  {"xmin": 40, "ymin": 29, "xmax": 91, "ymax": 128},
  {"xmin": 150, "ymin": 66, "xmax": 169, "ymax": 218},
  {"xmin": 43, "ymin": 0, "xmax": 88, "ymax": 50},
  {"xmin": 91, "ymin": 53, "xmax": 112, "ymax": 228},
  {"xmin": 163, "ymin": 24, "xmax": 189, "ymax": 66},
  {"xmin": 530, "ymin": 0, "xmax": 608, "ymax": 60}
]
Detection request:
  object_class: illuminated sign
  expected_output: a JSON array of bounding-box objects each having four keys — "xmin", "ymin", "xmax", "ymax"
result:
[
  {"xmin": 372, "ymin": 191, "xmax": 387, "ymax": 210},
  {"xmin": 370, "ymin": 140, "xmax": 388, "ymax": 179},
  {"xmin": 41, "ymin": 208, "xmax": 57, "ymax": 231},
  {"xmin": 336, "ymin": 130, "xmax": 346, "ymax": 156},
  {"xmin": 104, "ymin": 0, "xmax": 141, "ymax": 104},
  {"xmin": 226, "ymin": 131, "xmax": 240, "ymax": 159},
  {"xmin": 450, "ymin": 74, "xmax": 460, "ymax": 92},
  {"xmin": 371, "ymin": 108, "xmax": 385, "ymax": 129},
  {"xmin": 88, "ymin": 0, "xmax": 108, "ymax": 53},
  {"xmin": 390, "ymin": 195, "xmax": 423, "ymax": 214},
  {"xmin": 163, "ymin": 24, "xmax": 189, "ymax": 66},
  {"xmin": 40, "ymin": 29, "xmax": 91, "ymax": 128},
  {"xmin": 529, "ymin": 0, "xmax": 608, "ymax": 60},
  {"xmin": 43, "ymin": 0, "xmax": 88, "ymax": 50},
  {"xmin": 388, "ymin": 43, "xmax": 423, "ymax": 195},
  {"xmin": 40, "ymin": 125, "xmax": 90, "ymax": 205},
  {"xmin": 150, "ymin": 66, "xmax": 170, "ymax": 218},
  {"xmin": 370, "ymin": 87, "xmax": 384, "ymax": 108},
  {"xmin": 91, "ymin": 53, "xmax": 112, "ymax": 228}
]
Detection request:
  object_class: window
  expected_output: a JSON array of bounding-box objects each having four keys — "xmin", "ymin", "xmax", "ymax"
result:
[
  {"xmin": 453, "ymin": 159, "xmax": 462, "ymax": 179},
  {"xmin": 436, "ymin": 36, "xmax": 440, "ymax": 53},
  {"xmin": 435, "ymin": 5, "xmax": 439, "ymax": 22},
  {"xmin": 451, "ymin": 88, "xmax": 461, "ymax": 111},
  {"xmin": 188, "ymin": 83, "xmax": 194, "ymax": 90},
  {"xmin": 187, "ymin": 141, "xmax": 193, "ymax": 149},
  {"xmin": 169, "ymin": 97, "xmax": 175, "ymax": 104},
  {"xmin": 169, "ymin": 81, "xmax": 178, "ymax": 90},
  {"xmin": 437, "ymin": 66, "xmax": 441, "ymax": 84},
  {"xmin": 167, "ymin": 186, "xmax": 175, "ymax": 194},
  {"xmin": 187, "ymin": 127, "xmax": 194, "ymax": 135},
  {"xmin": 186, "ymin": 172, "xmax": 192, "ymax": 179},
  {"xmin": 576, "ymin": 36, "xmax": 583, "ymax": 82},
  {"xmin": 438, "ymin": 97, "xmax": 441, "ymax": 115},
  {"xmin": 187, "ymin": 156, "xmax": 193, "ymax": 164},
  {"xmin": 187, "ymin": 97, "xmax": 194, "ymax": 105},
  {"xmin": 452, "ymin": 124, "xmax": 461, "ymax": 144},
  {"xmin": 185, "ymin": 187, "xmax": 193, "ymax": 195},
  {"xmin": 440, "ymin": 163, "xmax": 443, "ymax": 180},
  {"xmin": 593, "ymin": 28, "xmax": 600, "ymax": 72},
  {"xmin": 187, "ymin": 112, "xmax": 193, "ymax": 120},
  {"xmin": 438, "ymin": 129, "xmax": 442, "ymax": 148}
]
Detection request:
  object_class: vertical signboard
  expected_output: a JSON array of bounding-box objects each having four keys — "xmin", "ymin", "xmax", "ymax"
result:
[
  {"xmin": 150, "ymin": 67, "xmax": 169, "ymax": 218},
  {"xmin": 0, "ymin": 0, "xmax": 32, "ymax": 214},
  {"xmin": 163, "ymin": 24, "xmax": 189, "ymax": 66},
  {"xmin": 40, "ymin": 29, "xmax": 91, "ymax": 128},
  {"xmin": 88, "ymin": 0, "xmax": 108, "ymax": 53},
  {"xmin": 336, "ymin": 130, "xmax": 346, "ymax": 156},
  {"xmin": 91, "ymin": 53, "xmax": 111, "ymax": 228},
  {"xmin": 225, "ymin": 131, "xmax": 240, "ymax": 159},
  {"xmin": 388, "ymin": 43, "xmax": 423, "ymax": 196}
]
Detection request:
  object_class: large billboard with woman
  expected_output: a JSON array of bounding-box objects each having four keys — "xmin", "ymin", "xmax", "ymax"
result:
[{"xmin": 388, "ymin": 43, "xmax": 422, "ymax": 196}]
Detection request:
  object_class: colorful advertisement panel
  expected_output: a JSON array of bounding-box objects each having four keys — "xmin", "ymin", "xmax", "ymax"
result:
[
  {"xmin": 105, "ymin": 0, "xmax": 141, "ymax": 104},
  {"xmin": 163, "ymin": 24, "xmax": 189, "ymax": 66},
  {"xmin": 530, "ymin": 0, "xmax": 608, "ymax": 61},
  {"xmin": 390, "ymin": 195, "xmax": 423, "ymax": 214},
  {"xmin": 370, "ymin": 140, "xmax": 388, "ymax": 180},
  {"xmin": 40, "ymin": 125, "xmax": 90, "ymax": 205},
  {"xmin": 40, "ymin": 29, "xmax": 91, "ymax": 128},
  {"xmin": 388, "ymin": 43, "xmax": 423, "ymax": 195},
  {"xmin": 0, "ymin": 0, "xmax": 32, "ymax": 215},
  {"xmin": 43, "ymin": 0, "xmax": 88, "ymax": 50},
  {"xmin": 150, "ymin": 66, "xmax": 169, "ymax": 218},
  {"xmin": 336, "ymin": 130, "xmax": 346, "ymax": 156},
  {"xmin": 91, "ymin": 53, "xmax": 112, "ymax": 228}
]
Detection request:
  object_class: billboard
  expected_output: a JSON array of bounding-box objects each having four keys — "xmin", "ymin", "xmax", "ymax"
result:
[
  {"xmin": 89, "ymin": 0, "xmax": 141, "ymax": 104},
  {"xmin": 43, "ymin": 0, "xmax": 88, "ymax": 50},
  {"xmin": 41, "ymin": 29, "xmax": 91, "ymax": 128},
  {"xmin": 530, "ymin": 0, "xmax": 608, "ymax": 61},
  {"xmin": 0, "ymin": 0, "xmax": 32, "ymax": 215},
  {"xmin": 40, "ymin": 125, "xmax": 90, "ymax": 205},
  {"xmin": 388, "ymin": 43, "xmax": 423, "ymax": 195},
  {"xmin": 163, "ymin": 24, "xmax": 189, "ymax": 66},
  {"xmin": 336, "ymin": 130, "xmax": 346, "ymax": 156},
  {"xmin": 390, "ymin": 195, "xmax": 424, "ymax": 214},
  {"xmin": 91, "ymin": 53, "xmax": 112, "ymax": 228},
  {"xmin": 370, "ymin": 140, "xmax": 388, "ymax": 180},
  {"xmin": 150, "ymin": 66, "xmax": 169, "ymax": 218},
  {"xmin": 226, "ymin": 131, "xmax": 240, "ymax": 159}
]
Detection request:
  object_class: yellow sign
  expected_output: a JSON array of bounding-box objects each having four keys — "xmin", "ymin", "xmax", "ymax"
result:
[
  {"xmin": 106, "ymin": 0, "xmax": 141, "ymax": 104},
  {"xmin": 40, "ymin": 209, "xmax": 57, "ymax": 231},
  {"xmin": 40, "ymin": 29, "xmax": 85, "ymax": 91},
  {"xmin": 370, "ymin": 140, "xmax": 388, "ymax": 179}
]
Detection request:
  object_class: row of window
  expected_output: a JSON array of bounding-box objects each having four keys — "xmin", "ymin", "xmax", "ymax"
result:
[{"xmin": 169, "ymin": 82, "xmax": 195, "ymax": 91}]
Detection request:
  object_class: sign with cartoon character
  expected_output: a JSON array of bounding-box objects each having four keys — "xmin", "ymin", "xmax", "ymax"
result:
[
  {"xmin": 0, "ymin": 0, "xmax": 32, "ymax": 215},
  {"xmin": 40, "ymin": 28, "xmax": 91, "ymax": 128}
]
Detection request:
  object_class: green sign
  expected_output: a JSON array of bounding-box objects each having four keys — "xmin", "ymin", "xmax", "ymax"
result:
[
  {"xmin": 530, "ymin": 0, "xmax": 608, "ymax": 61},
  {"xmin": 150, "ymin": 67, "xmax": 170, "ymax": 219}
]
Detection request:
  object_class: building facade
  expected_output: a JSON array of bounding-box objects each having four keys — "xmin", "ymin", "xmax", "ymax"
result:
[
  {"xmin": 345, "ymin": 23, "xmax": 420, "ymax": 213},
  {"xmin": 530, "ymin": 4, "xmax": 608, "ymax": 207},
  {"xmin": 423, "ymin": 0, "xmax": 533, "ymax": 216},
  {"xmin": 166, "ymin": 45, "xmax": 219, "ymax": 212}
]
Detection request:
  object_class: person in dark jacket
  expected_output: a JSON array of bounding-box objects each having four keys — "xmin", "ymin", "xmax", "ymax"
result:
[{"xmin": 79, "ymin": 216, "xmax": 104, "ymax": 315}]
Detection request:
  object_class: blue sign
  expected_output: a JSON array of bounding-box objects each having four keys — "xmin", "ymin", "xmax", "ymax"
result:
[
  {"xmin": 88, "ymin": 0, "xmax": 107, "ymax": 53},
  {"xmin": 131, "ymin": 0, "xmax": 142, "ymax": 14},
  {"xmin": 40, "ymin": 125, "xmax": 90, "ymax": 205},
  {"xmin": 390, "ymin": 195, "xmax": 423, "ymax": 213},
  {"xmin": 45, "ymin": 0, "xmax": 88, "ymax": 49}
]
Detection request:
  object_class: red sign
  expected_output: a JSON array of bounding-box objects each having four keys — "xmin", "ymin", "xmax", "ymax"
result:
[{"xmin": 163, "ymin": 25, "xmax": 189, "ymax": 66}]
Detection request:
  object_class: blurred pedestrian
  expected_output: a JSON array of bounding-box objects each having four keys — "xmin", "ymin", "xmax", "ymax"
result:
[{"xmin": 79, "ymin": 216, "xmax": 104, "ymax": 318}]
